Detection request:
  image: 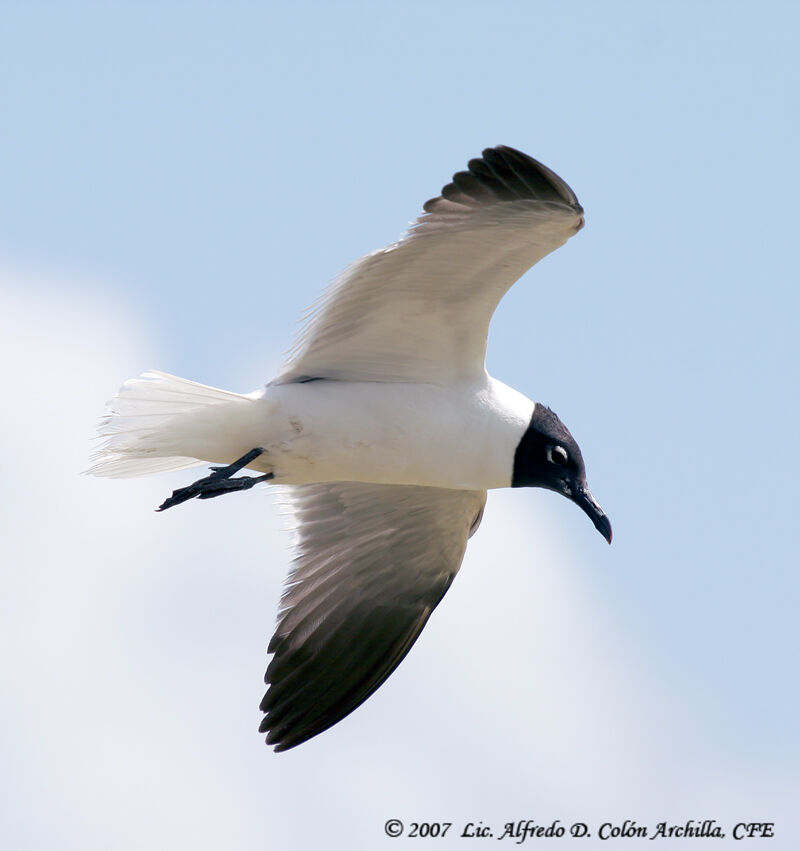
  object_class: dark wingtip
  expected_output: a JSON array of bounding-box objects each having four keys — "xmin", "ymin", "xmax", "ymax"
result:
[
  {"xmin": 423, "ymin": 145, "xmax": 582, "ymax": 215},
  {"xmin": 483, "ymin": 145, "xmax": 582, "ymax": 208}
]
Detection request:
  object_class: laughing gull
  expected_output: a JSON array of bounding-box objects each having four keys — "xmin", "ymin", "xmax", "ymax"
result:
[{"xmin": 91, "ymin": 145, "xmax": 611, "ymax": 751}]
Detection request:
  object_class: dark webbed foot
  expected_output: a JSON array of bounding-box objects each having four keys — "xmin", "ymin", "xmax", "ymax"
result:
[{"xmin": 156, "ymin": 448, "xmax": 273, "ymax": 512}]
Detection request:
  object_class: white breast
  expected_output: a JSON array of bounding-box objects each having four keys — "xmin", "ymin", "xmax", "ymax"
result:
[{"xmin": 250, "ymin": 376, "xmax": 534, "ymax": 490}]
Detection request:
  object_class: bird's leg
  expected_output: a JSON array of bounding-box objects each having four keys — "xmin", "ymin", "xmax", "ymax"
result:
[{"xmin": 156, "ymin": 448, "xmax": 273, "ymax": 512}]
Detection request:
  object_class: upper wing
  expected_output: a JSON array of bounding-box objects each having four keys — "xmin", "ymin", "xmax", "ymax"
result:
[
  {"xmin": 259, "ymin": 482, "xmax": 486, "ymax": 751},
  {"xmin": 274, "ymin": 146, "xmax": 584, "ymax": 385}
]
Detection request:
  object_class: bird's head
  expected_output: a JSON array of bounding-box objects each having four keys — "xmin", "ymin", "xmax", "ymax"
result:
[{"xmin": 512, "ymin": 404, "xmax": 612, "ymax": 544}]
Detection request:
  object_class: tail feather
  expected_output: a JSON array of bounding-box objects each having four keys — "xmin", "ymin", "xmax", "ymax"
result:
[{"xmin": 88, "ymin": 370, "xmax": 251, "ymax": 478}]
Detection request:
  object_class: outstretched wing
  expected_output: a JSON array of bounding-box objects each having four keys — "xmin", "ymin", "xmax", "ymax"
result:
[
  {"xmin": 260, "ymin": 482, "xmax": 486, "ymax": 751},
  {"xmin": 274, "ymin": 146, "xmax": 583, "ymax": 385}
]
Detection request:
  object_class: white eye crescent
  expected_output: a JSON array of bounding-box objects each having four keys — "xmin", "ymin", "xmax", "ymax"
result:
[{"xmin": 548, "ymin": 445, "xmax": 569, "ymax": 467}]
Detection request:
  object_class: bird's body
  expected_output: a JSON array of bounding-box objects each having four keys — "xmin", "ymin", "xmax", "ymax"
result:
[
  {"xmin": 90, "ymin": 145, "xmax": 611, "ymax": 751},
  {"xmin": 122, "ymin": 374, "xmax": 533, "ymax": 490}
]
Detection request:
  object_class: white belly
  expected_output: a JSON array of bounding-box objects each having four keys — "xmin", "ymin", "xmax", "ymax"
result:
[{"xmin": 235, "ymin": 377, "xmax": 533, "ymax": 490}]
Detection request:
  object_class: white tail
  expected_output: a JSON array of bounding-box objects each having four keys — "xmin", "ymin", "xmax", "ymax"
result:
[{"xmin": 88, "ymin": 370, "xmax": 256, "ymax": 478}]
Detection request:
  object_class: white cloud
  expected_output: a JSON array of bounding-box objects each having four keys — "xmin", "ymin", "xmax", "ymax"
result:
[{"xmin": 0, "ymin": 268, "xmax": 795, "ymax": 850}]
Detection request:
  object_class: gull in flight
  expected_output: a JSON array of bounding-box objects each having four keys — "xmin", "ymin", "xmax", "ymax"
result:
[{"xmin": 90, "ymin": 145, "xmax": 612, "ymax": 751}]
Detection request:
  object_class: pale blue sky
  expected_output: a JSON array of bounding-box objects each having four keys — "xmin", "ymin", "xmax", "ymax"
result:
[{"xmin": 2, "ymin": 2, "xmax": 799, "ymax": 848}]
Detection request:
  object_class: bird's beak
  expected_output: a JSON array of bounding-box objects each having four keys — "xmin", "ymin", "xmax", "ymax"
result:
[{"xmin": 571, "ymin": 484, "xmax": 612, "ymax": 544}]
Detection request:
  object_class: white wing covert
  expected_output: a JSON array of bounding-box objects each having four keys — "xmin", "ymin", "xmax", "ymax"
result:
[
  {"xmin": 274, "ymin": 146, "xmax": 583, "ymax": 385},
  {"xmin": 259, "ymin": 482, "xmax": 486, "ymax": 751}
]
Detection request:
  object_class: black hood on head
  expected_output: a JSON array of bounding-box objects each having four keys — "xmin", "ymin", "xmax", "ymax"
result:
[
  {"xmin": 512, "ymin": 404, "xmax": 584, "ymax": 489},
  {"xmin": 512, "ymin": 404, "xmax": 612, "ymax": 544}
]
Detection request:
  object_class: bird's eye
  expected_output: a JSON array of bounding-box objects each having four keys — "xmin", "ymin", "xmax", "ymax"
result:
[{"xmin": 548, "ymin": 445, "xmax": 569, "ymax": 467}]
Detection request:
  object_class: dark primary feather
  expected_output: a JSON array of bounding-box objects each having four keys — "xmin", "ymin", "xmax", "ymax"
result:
[
  {"xmin": 423, "ymin": 145, "xmax": 582, "ymax": 214},
  {"xmin": 259, "ymin": 483, "xmax": 485, "ymax": 751}
]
